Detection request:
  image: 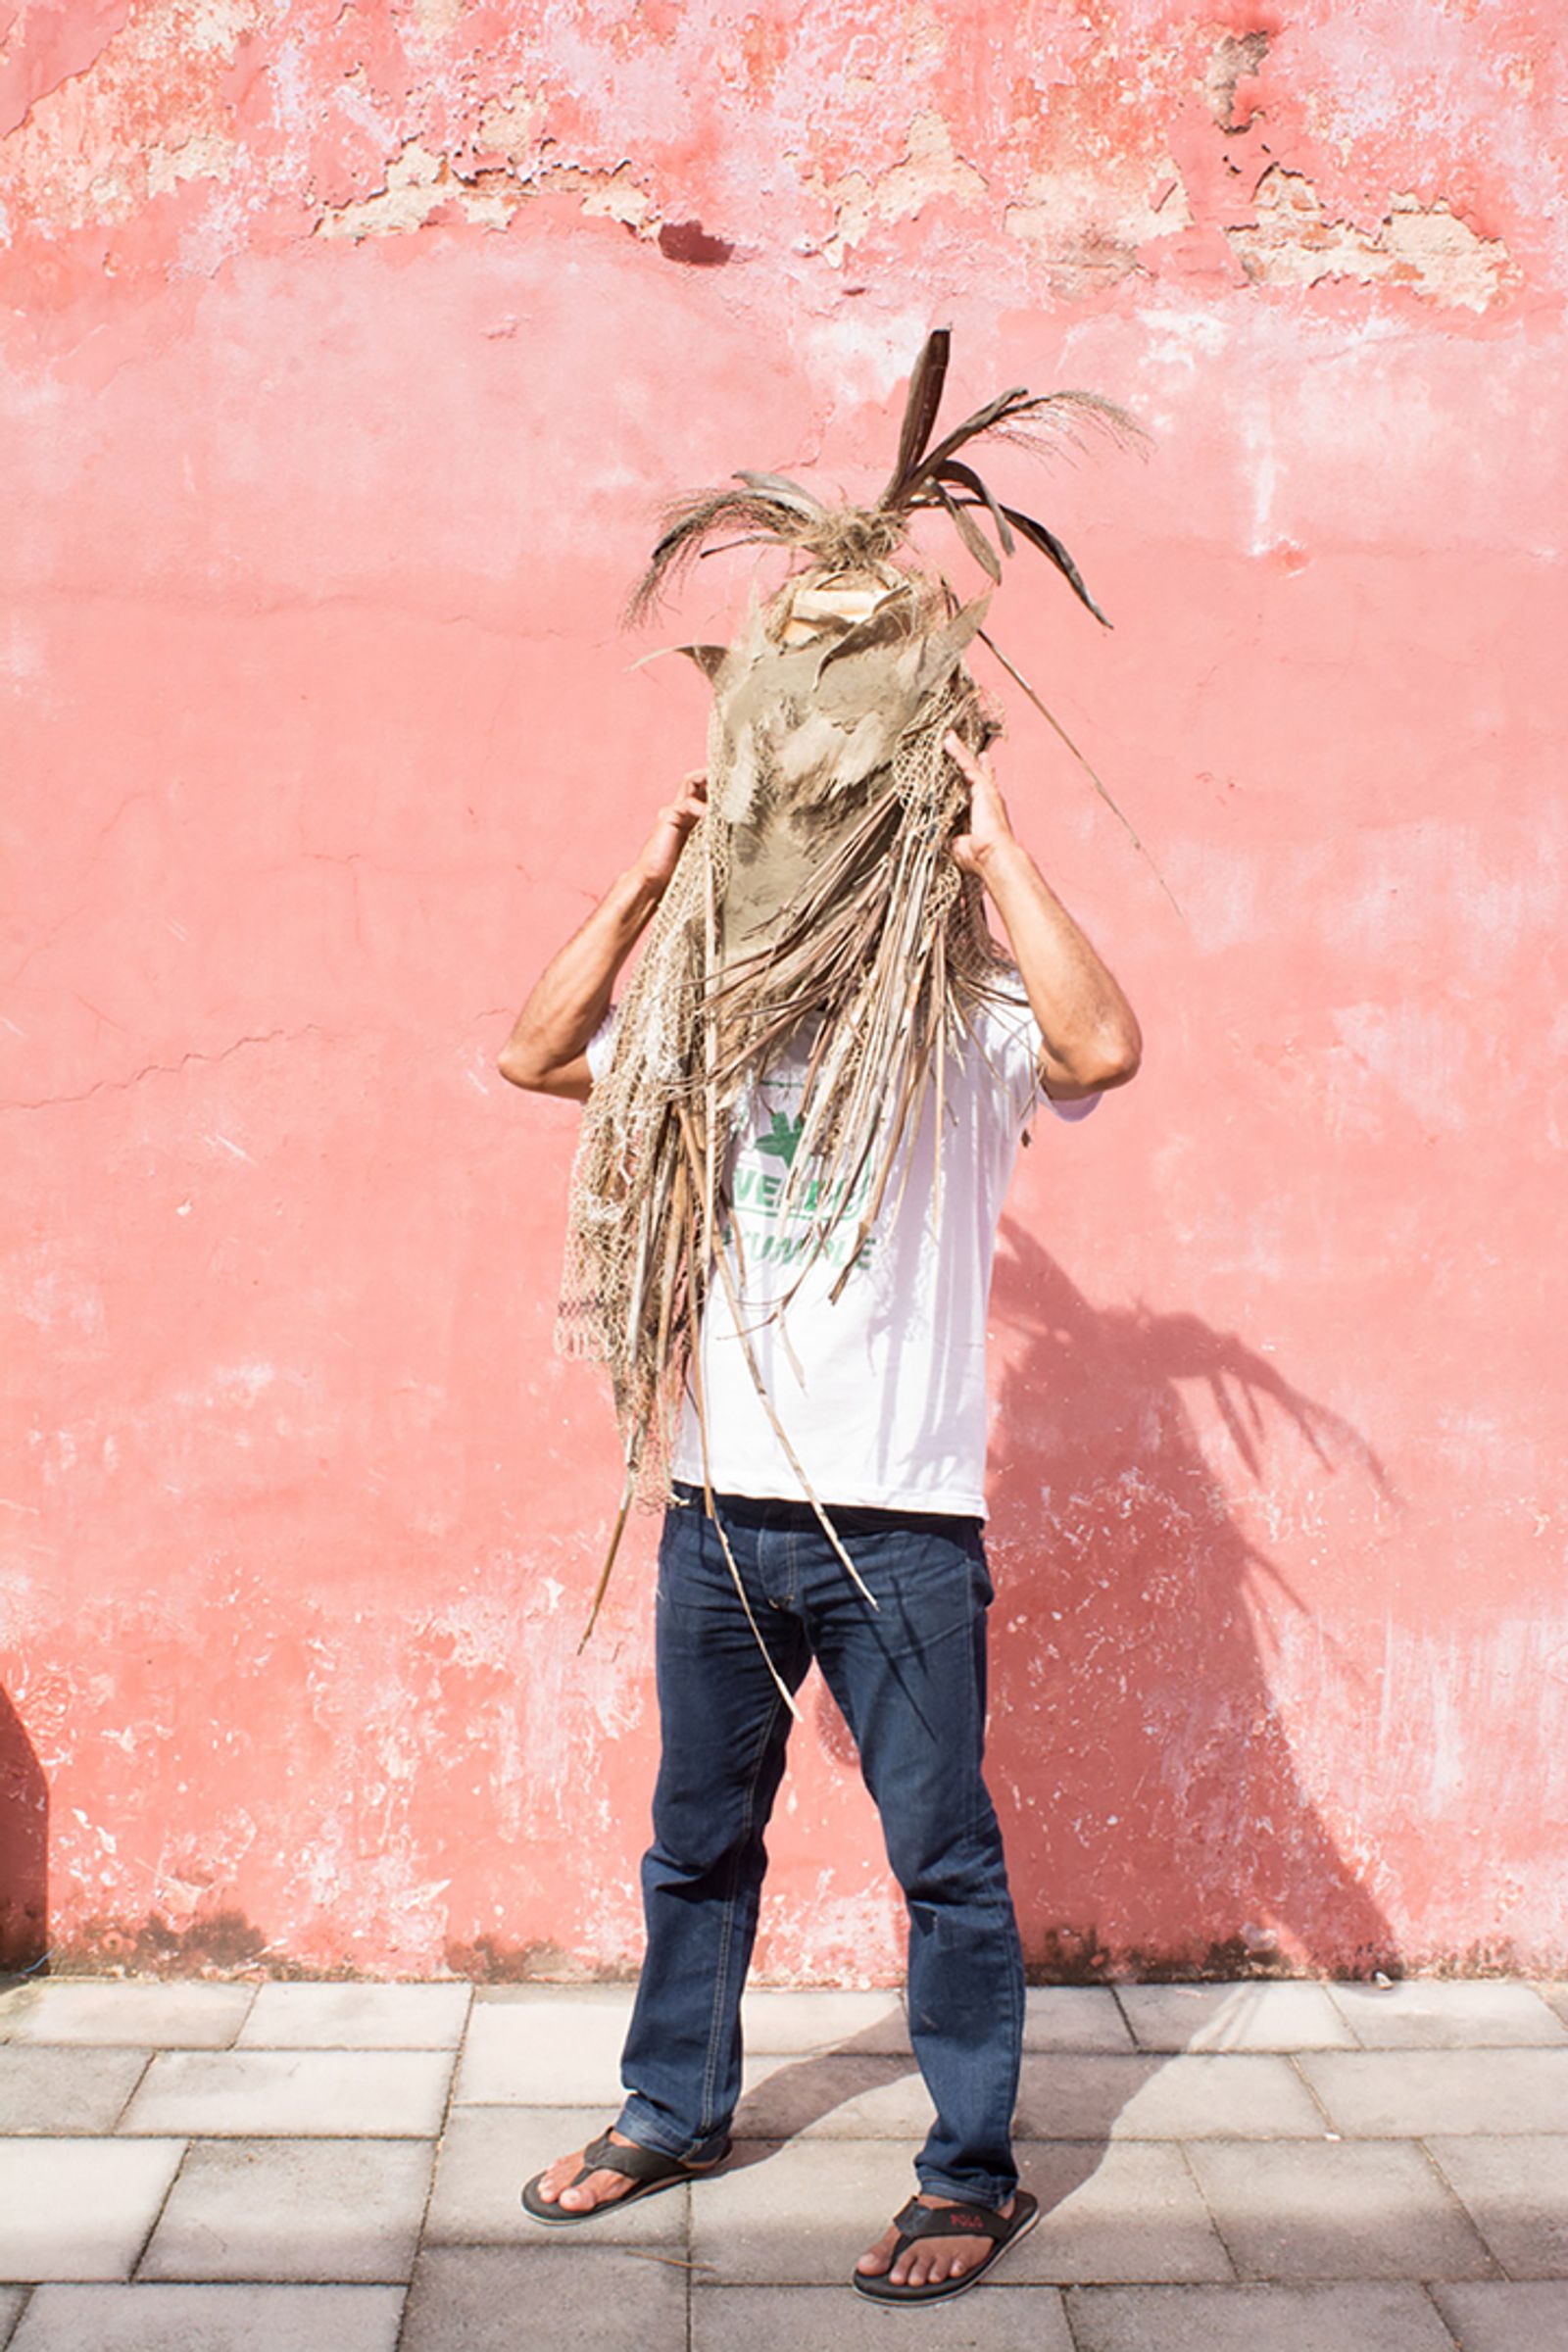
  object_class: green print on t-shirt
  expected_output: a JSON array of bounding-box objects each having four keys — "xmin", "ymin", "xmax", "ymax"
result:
[
  {"xmin": 756, "ymin": 1109, "xmax": 804, "ymax": 1169},
  {"xmin": 721, "ymin": 1092, "xmax": 875, "ymax": 1273}
]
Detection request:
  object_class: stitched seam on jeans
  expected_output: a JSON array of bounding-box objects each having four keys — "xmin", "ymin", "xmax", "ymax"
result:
[{"xmin": 698, "ymin": 1685, "xmax": 787, "ymax": 2132}]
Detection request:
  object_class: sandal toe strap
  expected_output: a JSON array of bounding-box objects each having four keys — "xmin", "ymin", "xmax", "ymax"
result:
[
  {"xmin": 577, "ymin": 2131, "xmax": 688, "ymax": 2186},
  {"xmin": 891, "ymin": 2195, "xmax": 1009, "ymax": 2246}
]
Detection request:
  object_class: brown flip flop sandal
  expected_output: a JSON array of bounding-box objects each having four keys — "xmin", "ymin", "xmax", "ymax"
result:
[
  {"xmin": 521, "ymin": 2127, "xmax": 730, "ymax": 2225},
  {"xmin": 851, "ymin": 2189, "xmax": 1040, "ymax": 2303}
]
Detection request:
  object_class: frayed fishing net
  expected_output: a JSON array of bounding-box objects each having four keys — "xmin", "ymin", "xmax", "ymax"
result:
[{"xmin": 556, "ymin": 330, "xmax": 1147, "ymax": 1657}]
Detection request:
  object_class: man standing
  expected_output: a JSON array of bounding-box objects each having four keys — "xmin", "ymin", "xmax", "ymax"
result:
[{"xmin": 498, "ymin": 725, "xmax": 1141, "ymax": 2303}]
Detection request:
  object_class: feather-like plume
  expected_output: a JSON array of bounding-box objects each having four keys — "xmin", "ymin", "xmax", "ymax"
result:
[{"xmin": 627, "ymin": 345, "xmax": 1145, "ymax": 631}]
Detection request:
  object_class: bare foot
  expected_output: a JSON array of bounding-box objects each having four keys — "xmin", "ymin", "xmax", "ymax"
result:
[
  {"xmin": 856, "ymin": 2192, "xmax": 1016, "ymax": 2290},
  {"xmin": 530, "ymin": 2129, "xmax": 647, "ymax": 2217}
]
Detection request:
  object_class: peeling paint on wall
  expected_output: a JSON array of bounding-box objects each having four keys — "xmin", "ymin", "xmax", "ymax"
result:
[{"xmin": 1227, "ymin": 167, "xmax": 1512, "ymax": 310}]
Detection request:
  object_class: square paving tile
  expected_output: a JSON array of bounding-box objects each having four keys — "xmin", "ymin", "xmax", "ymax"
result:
[
  {"xmin": 1535, "ymin": 1983, "xmax": 1568, "ymax": 2033},
  {"xmin": 454, "ymin": 1996, "xmax": 632, "ymax": 2105},
  {"xmin": 1012, "ymin": 2053, "xmax": 1326, "ymax": 2140},
  {"xmin": 1328, "ymin": 1981, "xmax": 1568, "ymax": 2048},
  {"xmin": 9, "ymin": 2282, "xmax": 404, "ymax": 2352},
  {"xmin": 0, "ymin": 1985, "xmax": 253, "ymax": 2050},
  {"xmin": 1185, "ymin": 2138, "xmax": 1494, "ymax": 2280},
  {"xmin": 731, "ymin": 2052, "xmax": 924, "ymax": 2140},
  {"xmin": 0, "ymin": 2288, "xmax": 24, "ymax": 2346},
  {"xmin": 1024, "ymin": 1988, "xmax": 1135, "ymax": 2052},
  {"xmin": 692, "ymin": 2281, "xmax": 1074, "ymax": 2348},
  {"xmin": 1299, "ymin": 2048, "xmax": 1568, "ymax": 2136},
  {"xmin": 1008, "ymin": 2142, "xmax": 1232, "ymax": 2282},
  {"xmin": 236, "ymin": 1983, "xmax": 470, "ymax": 2050},
  {"xmin": 691, "ymin": 2137, "xmax": 927, "ymax": 2284},
  {"xmin": 426, "ymin": 2107, "xmax": 687, "ymax": 2245},
  {"xmin": 739, "ymin": 1988, "xmax": 908, "ymax": 2054},
  {"xmin": 0, "ymin": 2050, "xmax": 148, "ymax": 2135},
  {"xmin": 119, "ymin": 2050, "xmax": 453, "ymax": 2138},
  {"xmin": 1430, "ymin": 2281, "xmax": 1568, "ymax": 2352},
  {"xmin": 137, "ymin": 2139, "xmax": 432, "ymax": 2282},
  {"xmin": 1427, "ymin": 2134, "xmax": 1568, "ymax": 2277},
  {"xmin": 0, "ymin": 2140, "xmax": 184, "ymax": 2282},
  {"xmin": 401, "ymin": 2246, "xmax": 684, "ymax": 2352},
  {"xmin": 1065, "ymin": 2281, "xmax": 1460, "ymax": 2351},
  {"xmin": 1116, "ymin": 1983, "xmax": 1352, "ymax": 2052}
]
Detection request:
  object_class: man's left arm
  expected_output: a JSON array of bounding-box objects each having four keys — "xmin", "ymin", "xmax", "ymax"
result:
[{"xmin": 945, "ymin": 730, "xmax": 1142, "ymax": 1102}]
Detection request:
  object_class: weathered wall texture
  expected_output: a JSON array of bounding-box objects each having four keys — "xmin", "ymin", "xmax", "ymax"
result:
[{"xmin": 3, "ymin": 0, "xmax": 1565, "ymax": 1983}]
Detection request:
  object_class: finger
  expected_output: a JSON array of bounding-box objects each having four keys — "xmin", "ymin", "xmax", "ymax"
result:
[{"xmin": 943, "ymin": 728, "xmax": 983, "ymax": 778}]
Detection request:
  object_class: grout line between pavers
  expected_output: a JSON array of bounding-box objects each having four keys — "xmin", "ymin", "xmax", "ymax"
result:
[
  {"xmin": 221, "ymin": 1984, "xmax": 260, "ymax": 2050},
  {"xmin": 1058, "ymin": 2278, "xmax": 1089, "ymax": 2350},
  {"xmin": 107, "ymin": 2050, "xmax": 158, "ymax": 2132},
  {"xmin": 1418, "ymin": 2133, "xmax": 1515, "ymax": 2283},
  {"xmin": 391, "ymin": 2010, "xmax": 466, "ymax": 2352},
  {"xmin": 126, "ymin": 2134, "xmax": 194, "ymax": 2283},
  {"xmin": 1418, "ymin": 2278, "xmax": 1466, "ymax": 2347},
  {"xmin": 1283, "ymin": 2047, "xmax": 1338, "ymax": 2136},
  {"xmin": 1170, "ymin": 2137, "xmax": 1241, "ymax": 2284},
  {"xmin": 1106, "ymin": 1982, "xmax": 1145, "ymax": 2054}
]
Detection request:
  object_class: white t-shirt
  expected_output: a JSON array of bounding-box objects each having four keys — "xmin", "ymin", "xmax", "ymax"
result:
[{"xmin": 586, "ymin": 984, "xmax": 1098, "ymax": 1517}]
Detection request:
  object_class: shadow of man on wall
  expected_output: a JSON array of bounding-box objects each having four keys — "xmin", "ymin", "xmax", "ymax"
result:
[
  {"xmin": 0, "ymin": 1686, "xmax": 47, "ymax": 1977},
  {"xmin": 985, "ymin": 1217, "xmax": 1399, "ymax": 1982}
]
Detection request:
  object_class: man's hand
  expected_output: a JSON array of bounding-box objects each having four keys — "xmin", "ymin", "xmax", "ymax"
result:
[
  {"xmin": 940, "ymin": 727, "xmax": 1142, "ymax": 1098},
  {"xmin": 499, "ymin": 768, "xmax": 710, "ymax": 1100},
  {"xmin": 945, "ymin": 732, "xmax": 1017, "ymax": 878},
  {"xmin": 633, "ymin": 771, "xmax": 709, "ymax": 896}
]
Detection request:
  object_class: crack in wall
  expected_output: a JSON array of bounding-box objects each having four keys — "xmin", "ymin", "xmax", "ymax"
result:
[
  {"xmin": 1226, "ymin": 165, "xmax": 1513, "ymax": 311},
  {"xmin": 5, "ymin": 1025, "xmax": 328, "ymax": 1113}
]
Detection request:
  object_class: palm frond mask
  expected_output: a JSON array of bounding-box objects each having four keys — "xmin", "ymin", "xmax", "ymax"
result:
[{"xmin": 557, "ymin": 331, "xmax": 1144, "ymax": 1677}]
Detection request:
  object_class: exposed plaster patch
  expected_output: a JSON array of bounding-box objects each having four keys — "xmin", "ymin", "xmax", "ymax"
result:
[
  {"xmin": 1204, "ymin": 29, "xmax": 1271, "ymax": 134},
  {"xmin": 472, "ymin": 80, "xmax": 543, "ymax": 162},
  {"xmin": 313, "ymin": 135, "xmax": 657, "ymax": 242},
  {"xmin": 145, "ymin": 130, "xmax": 236, "ymax": 202},
  {"xmin": 805, "ymin": 110, "xmax": 986, "ymax": 268},
  {"xmin": 1226, "ymin": 166, "xmax": 1512, "ymax": 311},
  {"xmin": 1005, "ymin": 156, "xmax": 1194, "ymax": 293},
  {"xmin": 904, "ymin": 0, "xmax": 948, "ymax": 72},
  {"xmin": 181, "ymin": 0, "xmax": 255, "ymax": 59},
  {"xmin": 0, "ymin": 0, "xmax": 250, "ymax": 230}
]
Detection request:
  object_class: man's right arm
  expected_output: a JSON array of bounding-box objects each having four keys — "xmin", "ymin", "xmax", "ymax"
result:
[{"xmin": 497, "ymin": 772, "xmax": 708, "ymax": 1102}]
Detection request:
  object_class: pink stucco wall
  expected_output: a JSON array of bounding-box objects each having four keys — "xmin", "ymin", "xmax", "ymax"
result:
[{"xmin": 4, "ymin": 0, "xmax": 1565, "ymax": 1982}]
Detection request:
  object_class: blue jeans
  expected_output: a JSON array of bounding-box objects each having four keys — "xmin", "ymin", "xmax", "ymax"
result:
[{"xmin": 615, "ymin": 1484, "xmax": 1024, "ymax": 2206}]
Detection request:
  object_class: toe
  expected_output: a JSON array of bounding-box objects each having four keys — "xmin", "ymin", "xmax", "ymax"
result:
[{"xmin": 856, "ymin": 2227, "xmax": 898, "ymax": 2278}]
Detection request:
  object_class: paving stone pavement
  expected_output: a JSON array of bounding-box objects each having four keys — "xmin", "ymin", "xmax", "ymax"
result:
[{"xmin": 0, "ymin": 1975, "xmax": 1564, "ymax": 2349}]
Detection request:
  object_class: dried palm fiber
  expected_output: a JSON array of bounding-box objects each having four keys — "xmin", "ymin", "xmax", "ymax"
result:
[{"xmin": 558, "ymin": 330, "xmax": 1147, "ymax": 1689}]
